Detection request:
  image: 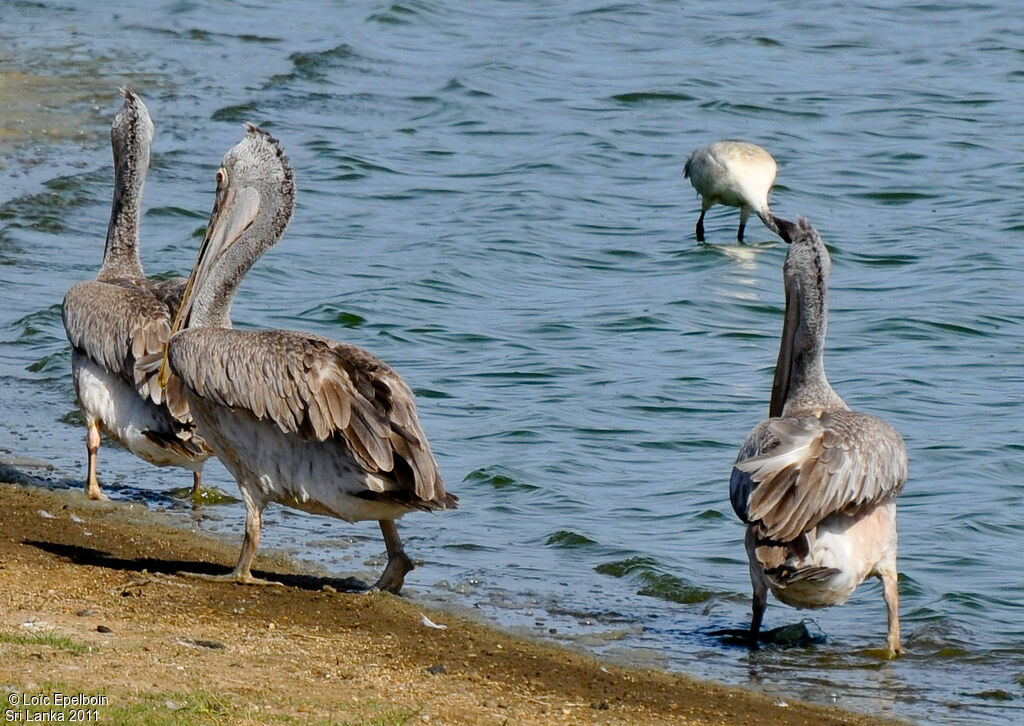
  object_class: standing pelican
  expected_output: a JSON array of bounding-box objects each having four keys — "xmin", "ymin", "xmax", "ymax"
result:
[
  {"xmin": 161, "ymin": 125, "xmax": 456, "ymax": 592},
  {"xmin": 62, "ymin": 89, "xmax": 209, "ymax": 501},
  {"xmin": 684, "ymin": 140, "xmax": 777, "ymax": 242},
  {"xmin": 729, "ymin": 216, "xmax": 907, "ymax": 656}
]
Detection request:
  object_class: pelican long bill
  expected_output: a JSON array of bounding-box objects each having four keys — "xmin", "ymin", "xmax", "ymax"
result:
[{"xmin": 158, "ymin": 182, "xmax": 260, "ymax": 388}]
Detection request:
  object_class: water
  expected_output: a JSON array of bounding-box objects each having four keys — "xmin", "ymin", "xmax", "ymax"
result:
[{"xmin": 2, "ymin": 1, "xmax": 1023, "ymax": 722}]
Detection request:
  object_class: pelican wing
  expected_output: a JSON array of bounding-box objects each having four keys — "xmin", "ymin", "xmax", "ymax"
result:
[
  {"xmin": 62, "ymin": 280, "xmax": 192, "ymax": 422},
  {"xmin": 169, "ymin": 328, "xmax": 449, "ymax": 506},
  {"xmin": 142, "ymin": 276, "xmax": 189, "ymax": 315},
  {"xmin": 732, "ymin": 410, "xmax": 907, "ymax": 542}
]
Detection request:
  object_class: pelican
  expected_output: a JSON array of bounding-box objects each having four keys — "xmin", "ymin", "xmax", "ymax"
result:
[
  {"xmin": 160, "ymin": 124, "xmax": 456, "ymax": 592},
  {"xmin": 684, "ymin": 140, "xmax": 777, "ymax": 242},
  {"xmin": 729, "ymin": 216, "xmax": 907, "ymax": 656},
  {"xmin": 62, "ymin": 89, "xmax": 209, "ymax": 501}
]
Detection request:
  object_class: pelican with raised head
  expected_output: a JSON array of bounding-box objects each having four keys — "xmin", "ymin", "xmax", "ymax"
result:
[
  {"xmin": 161, "ymin": 125, "xmax": 456, "ymax": 592},
  {"xmin": 729, "ymin": 215, "xmax": 907, "ymax": 656},
  {"xmin": 62, "ymin": 89, "xmax": 210, "ymax": 501},
  {"xmin": 684, "ymin": 141, "xmax": 777, "ymax": 242}
]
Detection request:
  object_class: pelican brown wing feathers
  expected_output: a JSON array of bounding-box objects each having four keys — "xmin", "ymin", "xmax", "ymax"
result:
[
  {"xmin": 63, "ymin": 279, "xmax": 193, "ymax": 428},
  {"xmin": 169, "ymin": 327, "xmax": 450, "ymax": 508},
  {"xmin": 732, "ymin": 411, "xmax": 907, "ymax": 543}
]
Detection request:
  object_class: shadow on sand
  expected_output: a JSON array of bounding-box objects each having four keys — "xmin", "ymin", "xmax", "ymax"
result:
[{"xmin": 25, "ymin": 539, "xmax": 368, "ymax": 594}]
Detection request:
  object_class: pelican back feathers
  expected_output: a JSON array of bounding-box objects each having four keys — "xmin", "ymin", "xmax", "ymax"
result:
[
  {"xmin": 732, "ymin": 411, "xmax": 907, "ymax": 543},
  {"xmin": 169, "ymin": 328, "xmax": 453, "ymax": 509}
]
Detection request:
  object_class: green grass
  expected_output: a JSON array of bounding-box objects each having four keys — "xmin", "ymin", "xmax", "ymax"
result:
[
  {"xmin": 2, "ymin": 683, "xmax": 237, "ymax": 726},
  {"xmin": 101, "ymin": 691, "xmax": 419, "ymax": 726},
  {"xmin": 249, "ymin": 697, "xmax": 420, "ymax": 726},
  {"xmin": 331, "ymin": 699, "xmax": 419, "ymax": 726},
  {"xmin": 102, "ymin": 686, "xmax": 233, "ymax": 725},
  {"xmin": 0, "ymin": 630, "xmax": 91, "ymax": 654},
  {"xmin": 0, "ymin": 675, "xmax": 419, "ymax": 725}
]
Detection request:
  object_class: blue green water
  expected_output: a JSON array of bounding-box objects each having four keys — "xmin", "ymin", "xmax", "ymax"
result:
[{"xmin": 2, "ymin": 2, "xmax": 1023, "ymax": 723}]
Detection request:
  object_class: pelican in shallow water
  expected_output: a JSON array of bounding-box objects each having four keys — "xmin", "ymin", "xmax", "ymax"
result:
[
  {"xmin": 730, "ymin": 216, "xmax": 907, "ymax": 656},
  {"xmin": 160, "ymin": 125, "xmax": 456, "ymax": 592},
  {"xmin": 684, "ymin": 141, "xmax": 777, "ymax": 242},
  {"xmin": 61, "ymin": 89, "xmax": 209, "ymax": 501}
]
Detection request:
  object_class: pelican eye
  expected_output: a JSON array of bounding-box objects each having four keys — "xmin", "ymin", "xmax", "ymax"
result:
[{"xmin": 216, "ymin": 167, "xmax": 228, "ymax": 188}]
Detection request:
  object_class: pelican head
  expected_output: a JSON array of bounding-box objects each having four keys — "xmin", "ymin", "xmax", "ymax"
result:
[
  {"xmin": 99, "ymin": 88, "xmax": 155, "ymax": 281},
  {"xmin": 769, "ymin": 215, "xmax": 838, "ymax": 418},
  {"xmin": 175, "ymin": 124, "xmax": 296, "ymax": 332},
  {"xmin": 158, "ymin": 125, "xmax": 294, "ymax": 388},
  {"xmin": 111, "ymin": 88, "xmax": 154, "ymax": 183}
]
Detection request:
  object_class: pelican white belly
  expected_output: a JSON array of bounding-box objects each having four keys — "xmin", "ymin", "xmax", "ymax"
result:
[
  {"xmin": 188, "ymin": 396, "xmax": 412, "ymax": 523},
  {"xmin": 72, "ymin": 351, "xmax": 201, "ymax": 471},
  {"xmin": 770, "ymin": 502, "xmax": 898, "ymax": 610}
]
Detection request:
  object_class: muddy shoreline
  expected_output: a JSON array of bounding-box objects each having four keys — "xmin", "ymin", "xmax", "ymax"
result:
[{"xmin": 0, "ymin": 481, "xmax": 904, "ymax": 725}]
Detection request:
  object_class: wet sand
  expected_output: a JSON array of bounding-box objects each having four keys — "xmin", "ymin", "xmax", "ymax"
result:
[{"xmin": 0, "ymin": 481, "xmax": 903, "ymax": 725}]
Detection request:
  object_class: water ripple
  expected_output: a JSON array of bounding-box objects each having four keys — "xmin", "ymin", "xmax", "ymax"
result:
[{"xmin": 1, "ymin": 2, "xmax": 1022, "ymax": 724}]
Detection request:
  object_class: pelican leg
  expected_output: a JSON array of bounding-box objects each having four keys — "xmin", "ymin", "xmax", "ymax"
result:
[
  {"xmin": 744, "ymin": 528, "xmax": 767, "ymax": 649},
  {"xmin": 191, "ymin": 470, "xmax": 203, "ymax": 505},
  {"xmin": 749, "ymin": 578, "xmax": 767, "ymax": 650},
  {"xmin": 877, "ymin": 551, "xmax": 903, "ymax": 657},
  {"xmin": 371, "ymin": 519, "xmax": 413, "ymax": 594},
  {"xmin": 85, "ymin": 419, "xmax": 108, "ymax": 501},
  {"xmin": 180, "ymin": 500, "xmax": 281, "ymax": 586},
  {"xmin": 229, "ymin": 503, "xmax": 270, "ymax": 582},
  {"xmin": 737, "ymin": 207, "xmax": 752, "ymax": 243}
]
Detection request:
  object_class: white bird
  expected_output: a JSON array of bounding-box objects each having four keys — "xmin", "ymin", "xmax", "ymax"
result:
[
  {"xmin": 683, "ymin": 140, "xmax": 778, "ymax": 243},
  {"xmin": 159, "ymin": 125, "xmax": 456, "ymax": 592},
  {"xmin": 61, "ymin": 89, "xmax": 210, "ymax": 501},
  {"xmin": 730, "ymin": 215, "xmax": 907, "ymax": 656}
]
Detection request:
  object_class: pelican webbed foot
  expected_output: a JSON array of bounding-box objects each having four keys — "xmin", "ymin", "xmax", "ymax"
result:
[
  {"xmin": 177, "ymin": 569, "xmax": 285, "ymax": 587},
  {"xmin": 86, "ymin": 484, "xmax": 110, "ymax": 502},
  {"xmin": 368, "ymin": 520, "xmax": 414, "ymax": 594},
  {"xmin": 369, "ymin": 551, "xmax": 413, "ymax": 594}
]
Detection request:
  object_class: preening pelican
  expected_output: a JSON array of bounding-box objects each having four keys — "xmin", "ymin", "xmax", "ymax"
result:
[
  {"xmin": 684, "ymin": 141, "xmax": 777, "ymax": 242},
  {"xmin": 62, "ymin": 89, "xmax": 209, "ymax": 501},
  {"xmin": 730, "ymin": 216, "xmax": 907, "ymax": 656},
  {"xmin": 162, "ymin": 125, "xmax": 456, "ymax": 592}
]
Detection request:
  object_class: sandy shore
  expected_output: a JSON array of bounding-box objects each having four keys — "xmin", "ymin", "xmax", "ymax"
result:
[{"xmin": 0, "ymin": 481, "xmax": 902, "ymax": 725}]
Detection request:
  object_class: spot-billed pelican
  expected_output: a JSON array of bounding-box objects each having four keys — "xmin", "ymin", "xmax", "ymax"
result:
[
  {"xmin": 684, "ymin": 141, "xmax": 777, "ymax": 242},
  {"xmin": 161, "ymin": 125, "xmax": 456, "ymax": 592},
  {"xmin": 730, "ymin": 216, "xmax": 907, "ymax": 656},
  {"xmin": 62, "ymin": 89, "xmax": 209, "ymax": 501}
]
